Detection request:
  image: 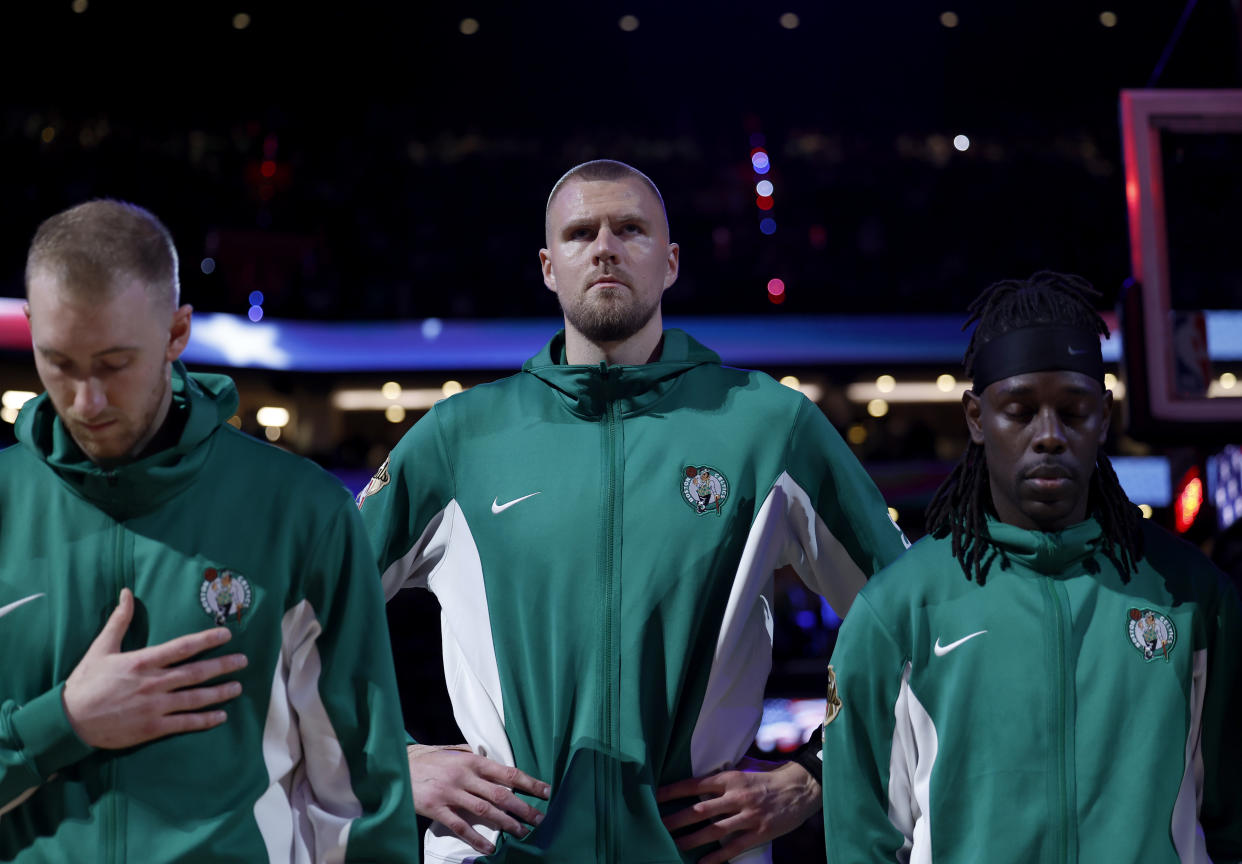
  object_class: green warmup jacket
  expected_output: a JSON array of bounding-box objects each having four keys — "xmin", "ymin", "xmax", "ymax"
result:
[
  {"xmin": 822, "ymin": 516, "xmax": 1242, "ymax": 864},
  {"xmin": 359, "ymin": 330, "xmax": 909, "ymax": 864},
  {"xmin": 0, "ymin": 364, "xmax": 419, "ymax": 862}
]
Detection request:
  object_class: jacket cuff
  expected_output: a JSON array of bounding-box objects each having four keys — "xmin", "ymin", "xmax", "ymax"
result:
[{"xmin": 11, "ymin": 683, "xmax": 94, "ymax": 778}]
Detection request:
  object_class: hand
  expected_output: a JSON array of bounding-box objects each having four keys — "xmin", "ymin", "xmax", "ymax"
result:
[
  {"xmin": 658, "ymin": 757, "xmax": 821, "ymax": 864},
  {"xmin": 62, "ymin": 588, "xmax": 248, "ymax": 749},
  {"xmin": 407, "ymin": 743, "xmax": 551, "ymax": 855}
]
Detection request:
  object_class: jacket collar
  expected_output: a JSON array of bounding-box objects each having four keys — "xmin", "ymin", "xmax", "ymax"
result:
[
  {"xmin": 521, "ymin": 329, "xmax": 720, "ymax": 419},
  {"xmin": 15, "ymin": 362, "xmax": 240, "ymax": 520},
  {"xmin": 984, "ymin": 516, "xmax": 1106, "ymax": 575}
]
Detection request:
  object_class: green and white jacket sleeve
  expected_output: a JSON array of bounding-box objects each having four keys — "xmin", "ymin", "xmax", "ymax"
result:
[
  {"xmin": 1202, "ymin": 579, "xmax": 1242, "ymax": 862},
  {"xmin": 822, "ymin": 593, "xmax": 916, "ymax": 863},
  {"xmin": 359, "ymin": 406, "xmax": 456, "ymax": 601},
  {"xmin": 1, "ymin": 685, "xmax": 94, "ymax": 818},
  {"xmin": 285, "ymin": 489, "xmax": 419, "ymax": 861},
  {"xmin": 783, "ymin": 398, "xmax": 908, "ymax": 613}
]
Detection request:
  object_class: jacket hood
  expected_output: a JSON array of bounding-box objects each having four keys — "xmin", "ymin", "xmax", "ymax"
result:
[
  {"xmin": 15, "ymin": 362, "xmax": 240, "ymax": 520},
  {"xmin": 984, "ymin": 516, "xmax": 1106, "ymax": 575},
  {"xmin": 521, "ymin": 329, "xmax": 720, "ymax": 419}
]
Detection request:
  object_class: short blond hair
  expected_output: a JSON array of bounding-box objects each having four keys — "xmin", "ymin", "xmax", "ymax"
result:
[
  {"xmin": 544, "ymin": 159, "xmax": 669, "ymax": 244},
  {"xmin": 26, "ymin": 199, "xmax": 180, "ymax": 309}
]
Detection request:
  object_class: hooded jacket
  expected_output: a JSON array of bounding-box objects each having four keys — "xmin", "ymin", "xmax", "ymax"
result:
[
  {"xmin": 361, "ymin": 330, "xmax": 908, "ymax": 863},
  {"xmin": 822, "ymin": 517, "xmax": 1242, "ymax": 864},
  {"xmin": 0, "ymin": 364, "xmax": 418, "ymax": 862}
]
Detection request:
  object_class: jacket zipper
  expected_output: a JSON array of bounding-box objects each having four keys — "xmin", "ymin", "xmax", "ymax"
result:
[
  {"xmin": 106, "ymin": 523, "xmax": 124, "ymax": 864},
  {"xmin": 1044, "ymin": 576, "xmax": 1072, "ymax": 864},
  {"xmin": 599, "ymin": 364, "xmax": 622, "ymax": 863}
]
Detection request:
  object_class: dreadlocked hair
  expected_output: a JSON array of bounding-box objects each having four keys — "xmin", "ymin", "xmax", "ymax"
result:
[{"xmin": 924, "ymin": 271, "xmax": 1145, "ymax": 584}]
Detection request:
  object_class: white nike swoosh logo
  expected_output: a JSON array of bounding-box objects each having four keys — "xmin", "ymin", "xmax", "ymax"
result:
[
  {"xmin": 491, "ymin": 492, "xmax": 541, "ymax": 514},
  {"xmin": 0, "ymin": 593, "xmax": 46, "ymax": 620},
  {"xmin": 933, "ymin": 629, "xmax": 988, "ymax": 656}
]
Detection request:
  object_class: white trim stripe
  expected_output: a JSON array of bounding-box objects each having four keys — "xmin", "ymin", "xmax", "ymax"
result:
[
  {"xmin": 253, "ymin": 600, "xmax": 362, "ymax": 864},
  {"xmin": 888, "ymin": 661, "xmax": 937, "ymax": 864},
  {"xmin": 1171, "ymin": 648, "xmax": 1210, "ymax": 863}
]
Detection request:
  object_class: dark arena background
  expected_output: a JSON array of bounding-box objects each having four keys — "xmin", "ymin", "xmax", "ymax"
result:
[{"xmin": 3, "ymin": 1, "xmax": 1241, "ymax": 859}]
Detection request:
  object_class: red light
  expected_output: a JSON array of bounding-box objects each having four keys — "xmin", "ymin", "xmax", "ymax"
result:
[
  {"xmin": 260, "ymin": 160, "xmax": 277, "ymax": 178},
  {"xmin": 756, "ymin": 195, "xmax": 774, "ymax": 211},
  {"xmin": 750, "ymin": 147, "xmax": 768, "ymax": 158},
  {"xmin": 1174, "ymin": 466, "xmax": 1203, "ymax": 533}
]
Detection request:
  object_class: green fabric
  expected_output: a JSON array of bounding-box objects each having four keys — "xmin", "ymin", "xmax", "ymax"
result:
[
  {"xmin": 0, "ymin": 363, "xmax": 418, "ymax": 862},
  {"xmin": 365, "ymin": 329, "xmax": 908, "ymax": 863},
  {"xmin": 822, "ymin": 517, "xmax": 1242, "ymax": 863}
]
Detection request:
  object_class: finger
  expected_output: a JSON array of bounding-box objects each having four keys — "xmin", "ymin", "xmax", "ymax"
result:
[
  {"xmin": 135, "ymin": 626, "xmax": 233, "ymax": 668},
  {"xmin": 137, "ymin": 708, "xmax": 230, "ymax": 744},
  {"xmin": 459, "ymin": 776, "xmax": 545, "ymax": 828},
  {"xmin": 434, "ymin": 809, "xmax": 496, "ymax": 856},
  {"xmin": 92, "ymin": 588, "xmax": 135, "ymax": 654},
  {"xmin": 700, "ymin": 832, "xmax": 762, "ymax": 864},
  {"xmin": 163, "ymin": 680, "xmax": 243, "ymax": 713},
  {"xmin": 657, "ymin": 774, "xmax": 722, "ymax": 802},
  {"xmin": 662, "ymin": 795, "xmax": 734, "ymax": 832},
  {"xmin": 675, "ymin": 817, "xmax": 751, "ymax": 852},
  {"xmin": 472, "ymin": 758, "xmax": 551, "ymax": 800},
  {"xmin": 161, "ymin": 652, "xmax": 248, "ymax": 690}
]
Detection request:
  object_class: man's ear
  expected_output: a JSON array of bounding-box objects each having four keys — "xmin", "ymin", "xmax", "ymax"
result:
[
  {"xmin": 539, "ymin": 249, "xmax": 556, "ymax": 293},
  {"xmin": 166, "ymin": 304, "xmax": 192, "ymax": 362},
  {"xmin": 662, "ymin": 242, "xmax": 680, "ymax": 292},
  {"xmin": 963, "ymin": 389, "xmax": 985, "ymax": 445}
]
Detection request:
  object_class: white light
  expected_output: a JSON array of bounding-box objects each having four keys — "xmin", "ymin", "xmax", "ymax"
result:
[
  {"xmin": 442, "ymin": 380, "xmax": 463, "ymax": 397},
  {"xmin": 0, "ymin": 406, "xmax": 18, "ymax": 424},
  {"xmin": 191, "ymin": 313, "xmax": 290, "ymax": 368},
  {"xmin": 381, "ymin": 381, "xmax": 401, "ymax": 400},
  {"xmin": 227, "ymin": 415, "xmax": 242, "ymax": 429},
  {"xmin": 459, "ymin": 17, "xmax": 479, "ymax": 35},
  {"xmin": 936, "ymin": 374, "xmax": 956, "ymax": 392},
  {"xmin": 333, "ymin": 387, "xmax": 467, "ymax": 411},
  {"xmin": 1139, "ymin": 504, "xmax": 1153, "ymax": 519},
  {"xmin": 867, "ymin": 399, "xmax": 889, "ymax": 418},
  {"xmin": 232, "ymin": 12, "xmax": 250, "ymax": 30},
  {"xmin": 939, "ymin": 10, "xmax": 959, "ymax": 28},
  {"xmin": 200, "ymin": 257, "xmax": 216, "ymax": 275},
  {"xmin": 71, "ymin": 0, "xmax": 88, "ymax": 13},
  {"xmin": 1104, "ymin": 373, "xmax": 1118, "ymax": 390},
  {"xmin": 756, "ymin": 180, "xmax": 774, "ymax": 197},
  {"xmin": 264, "ymin": 426, "xmax": 281, "ymax": 442},
  {"xmin": 876, "ymin": 375, "xmax": 896, "ymax": 393},
  {"xmin": 619, "ymin": 14, "xmax": 639, "ymax": 31},
  {"xmin": 887, "ymin": 507, "xmax": 900, "ymax": 523},
  {"xmin": 256, "ymin": 406, "xmax": 289, "ymax": 428},
  {"xmin": 779, "ymin": 12, "xmax": 800, "ymax": 29},
  {"xmin": 847, "ymin": 380, "xmax": 972, "ymax": 403},
  {"xmin": 780, "ymin": 375, "xmax": 800, "ymax": 389},
  {"xmin": 422, "ymin": 318, "xmax": 443, "ymax": 340},
  {"xmin": 1221, "ymin": 372, "xmax": 1237, "ymax": 389},
  {"xmin": 953, "ymin": 134, "xmax": 970, "ymax": 152},
  {"xmin": 1, "ymin": 390, "xmax": 37, "ymax": 410},
  {"xmin": 385, "ymin": 405, "xmax": 406, "ymax": 423},
  {"xmin": 1099, "ymin": 11, "xmax": 1117, "ymax": 27}
]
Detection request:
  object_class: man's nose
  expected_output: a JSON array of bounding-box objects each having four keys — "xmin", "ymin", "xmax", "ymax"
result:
[
  {"xmin": 1031, "ymin": 408, "xmax": 1068, "ymax": 453},
  {"xmin": 73, "ymin": 377, "xmax": 107, "ymax": 419},
  {"xmin": 591, "ymin": 226, "xmax": 621, "ymax": 263}
]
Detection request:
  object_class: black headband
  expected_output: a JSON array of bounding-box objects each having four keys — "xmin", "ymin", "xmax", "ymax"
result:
[{"xmin": 971, "ymin": 324, "xmax": 1105, "ymax": 393}]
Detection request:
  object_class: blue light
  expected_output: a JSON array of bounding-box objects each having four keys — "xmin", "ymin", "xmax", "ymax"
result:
[
  {"xmin": 249, "ymin": 290, "xmax": 265, "ymax": 306},
  {"xmin": 820, "ymin": 597, "xmax": 842, "ymax": 628},
  {"xmin": 795, "ymin": 610, "xmax": 817, "ymax": 630},
  {"xmin": 200, "ymin": 257, "xmax": 216, "ymax": 275},
  {"xmin": 248, "ymin": 305, "xmax": 264, "ymax": 322},
  {"xmin": 751, "ymin": 152, "xmax": 770, "ymax": 174},
  {"xmin": 759, "ymin": 218, "xmax": 777, "ymax": 235}
]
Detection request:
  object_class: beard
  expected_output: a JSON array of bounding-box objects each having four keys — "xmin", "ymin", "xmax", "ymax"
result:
[{"xmin": 560, "ymin": 283, "xmax": 661, "ymax": 344}]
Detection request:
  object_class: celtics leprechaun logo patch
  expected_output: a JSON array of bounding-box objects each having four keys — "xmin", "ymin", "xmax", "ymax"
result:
[
  {"xmin": 201, "ymin": 567, "xmax": 252, "ymax": 625},
  {"xmin": 355, "ymin": 456, "xmax": 391, "ymax": 509},
  {"xmin": 682, "ymin": 465, "xmax": 729, "ymax": 516},
  {"xmin": 1127, "ymin": 607, "xmax": 1176, "ymax": 663}
]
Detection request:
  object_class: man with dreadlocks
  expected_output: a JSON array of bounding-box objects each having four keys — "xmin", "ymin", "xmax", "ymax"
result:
[{"xmin": 821, "ymin": 271, "xmax": 1242, "ymax": 862}]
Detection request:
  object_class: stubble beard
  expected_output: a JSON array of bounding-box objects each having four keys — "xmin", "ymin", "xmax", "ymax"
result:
[{"xmin": 560, "ymin": 284, "xmax": 661, "ymax": 344}]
